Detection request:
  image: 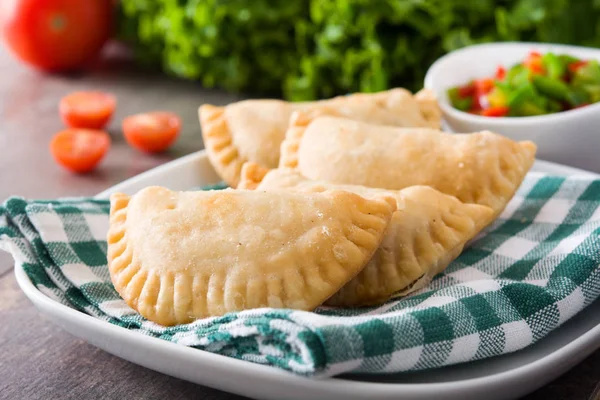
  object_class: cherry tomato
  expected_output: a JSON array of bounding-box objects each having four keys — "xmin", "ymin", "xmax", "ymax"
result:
[
  {"xmin": 495, "ymin": 65, "xmax": 506, "ymax": 80},
  {"xmin": 481, "ymin": 106, "xmax": 510, "ymax": 117},
  {"xmin": 1, "ymin": 0, "xmax": 113, "ymax": 71},
  {"xmin": 59, "ymin": 91, "xmax": 116, "ymax": 129},
  {"xmin": 568, "ymin": 60, "xmax": 589, "ymax": 73},
  {"xmin": 122, "ymin": 112, "xmax": 181, "ymax": 153},
  {"xmin": 50, "ymin": 129, "xmax": 111, "ymax": 173}
]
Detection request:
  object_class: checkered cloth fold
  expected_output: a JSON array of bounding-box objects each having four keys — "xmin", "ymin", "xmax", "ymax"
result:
[{"xmin": 2, "ymin": 173, "xmax": 600, "ymax": 377}]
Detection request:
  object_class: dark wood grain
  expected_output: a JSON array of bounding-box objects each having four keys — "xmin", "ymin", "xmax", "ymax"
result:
[{"xmin": 0, "ymin": 43, "xmax": 599, "ymax": 400}]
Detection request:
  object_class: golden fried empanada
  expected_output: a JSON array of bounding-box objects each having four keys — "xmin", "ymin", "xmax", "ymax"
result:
[
  {"xmin": 415, "ymin": 88, "xmax": 442, "ymax": 128},
  {"xmin": 107, "ymin": 186, "xmax": 396, "ymax": 325},
  {"xmin": 199, "ymin": 88, "xmax": 440, "ymax": 187},
  {"xmin": 279, "ymin": 114, "xmax": 536, "ymax": 215},
  {"xmin": 240, "ymin": 165, "xmax": 494, "ymax": 306}
]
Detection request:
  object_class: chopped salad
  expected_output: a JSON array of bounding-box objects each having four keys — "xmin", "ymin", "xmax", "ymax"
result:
[{"xmin": 447, "ymin": 51, "xmax": 600, "ymax": 117}]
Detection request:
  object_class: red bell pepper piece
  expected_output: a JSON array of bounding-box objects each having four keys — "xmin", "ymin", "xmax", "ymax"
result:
[
  {"xmin": 472, "ymin": 78, "xmax": 494, "ymax": 110},
  {"xmin": 523, "ymin": 52, "xmax": 545, "ymax": 75},
  {"xmin": 568, "ymin": 60, "xmax": 588, "ymax": 73},
  {"xmin": 474, "ymin": 78, "xmax": 494, "ymax": 95},
  {"xmin": 481, "ymin": 106, "xmax": 510, "ymax": 117},
  {"xmin": 458, "ymin": 82, "xmax": 475, "ymax": 98},
  {"xmin": 496, "ymin": 66, "xmax": 506, "ymax": 80}
]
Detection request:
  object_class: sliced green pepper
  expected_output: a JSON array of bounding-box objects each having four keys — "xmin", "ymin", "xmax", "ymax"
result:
[
  {"xmin": 532, "ymin": 75, "xmax": 569, "ymax": 100},
  {"xmin": 559, "ymin": 54, "xmax": 580, "ymax": 66},
  {"xmin": 507, "ymin": 83, "xmax": 536, "ymax": 109},
  {"xmin": 517, "ymin": 101, "xmax": 546, "ymax": 116},
  {"xmin": 566, "ymin": 87, "xmax": 590, "ymax": 107},
  {"xmin": 547, "ymin": 99, "xmax": 563, "ymax": 113},
  {"xmin": 583, "ymin": 84, "xmax": 600, "ymax": 103},
  {"xmin": 573, "ymin": 60, "xmax": 600, "ymax": 85},
  {"xmin": 507, "ymin": 64, "xmax": 530, "ymax": 87},
  {"xmin": 542, "ymin": 52, "xmax": 565, "ymax": 80},
  {"xmin": 531, "ymin": 94, "xmax": 549, "ymax": 111},
  {"xmin": 493, "ymin": 80, "xmax": 512, "ymax": 93},
  {"xmin": 447, "ymin": 87, "xmax": 473, "ymax": 111},
  {"xmin": 507, "ymin": 82, "xmax": 549, "ymax": 116}
]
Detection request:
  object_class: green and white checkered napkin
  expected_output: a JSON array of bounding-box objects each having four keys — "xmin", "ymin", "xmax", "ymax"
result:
[{"xmin": 2, "ymin": 173, "xmax": 600, "ymax": 377}]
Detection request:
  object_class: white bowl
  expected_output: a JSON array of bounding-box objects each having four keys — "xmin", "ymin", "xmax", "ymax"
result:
[{"xmin": 424, "ymin": 42, "xmax": 600, "ymax": 173}]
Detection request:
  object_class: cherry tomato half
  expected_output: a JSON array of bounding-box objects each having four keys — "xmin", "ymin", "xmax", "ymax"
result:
[
  {"xmin": 50, "ymin": 129, "xmax": 111, "ymax": 173},
  {"xmin": 1, "ymin": 0, "xmax": 113, "ymax": 71},
  {"xmin": 122, "ymin": 112, "xmax": 181, "ymax": 153},
  {"xmin": 59, "ymin": 91, "xmax": 116, "ymax": 129}
]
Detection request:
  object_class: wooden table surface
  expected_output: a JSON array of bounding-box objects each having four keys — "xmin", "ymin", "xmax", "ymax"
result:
[{"xmin": 0, "ymin": 45, "xmax": 599, "ymax": 400}]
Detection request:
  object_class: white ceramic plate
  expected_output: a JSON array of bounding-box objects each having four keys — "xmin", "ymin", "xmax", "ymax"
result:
[{"xmin": 16, "ymin": 151, "xmax": 600, "ymax": 400}]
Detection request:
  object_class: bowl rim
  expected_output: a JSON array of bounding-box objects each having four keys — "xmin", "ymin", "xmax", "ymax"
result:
[{"xmin": 424, "ymin": 41, "xmax": 600, "ymax": 127}]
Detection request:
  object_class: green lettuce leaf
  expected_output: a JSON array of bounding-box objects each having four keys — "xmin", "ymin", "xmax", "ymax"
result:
[{"xmin": 118, "ymin": 0, "xmax": 600, "ymax": 100}]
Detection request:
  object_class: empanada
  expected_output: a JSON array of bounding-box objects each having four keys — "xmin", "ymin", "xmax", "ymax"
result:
[
  {"xmin": 240, "ymin": 165, "xmax": 494, "ymax": 306},
  {"xmin": 199, "ymin": 88, "xmax": 440, "ymax": 187},
  {"xmin": 415, "ymin": 88, "xmax": 442, "ymax": 128},
  {"xmin": 279, "ymin": 114, "xmax": 536, "ymax": 215},
  {"xmin": 107, "ymin": 186, "xmax": 396, "ymax": 325}
]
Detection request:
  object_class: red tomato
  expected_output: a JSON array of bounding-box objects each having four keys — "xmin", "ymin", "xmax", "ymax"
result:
[
  {"xmin": 122, "ymin": 112, "xmax": 181, "ymax": 153},
  {"xmin": 470, "ymin": 98, "xmax": 482, "ymax": 112},
  {"xmin": 474, "ymin": 78, "xmax": 494, "ymax": 95},
  {"xmin": 50, "ymin": 129, "xmax": 111, "ymax": 173},
  {"xmin": 473, "ymin": 78, "xmax": 494, "ymax": 108},
  {"xmin": 458, "ymin": 83, "xmax": 475, "ymax": 98},
  {"xmin": 568, "ymin": 60, "xmax": 589, "ymax": 73},
  {"xmin": 465, "ymin": 79, "xmax": 493, "ymax": 111},
  {"xmin": 60, "ymin": 91, "xmax": 116, "ymax": 129},
  {"xmin": 495, "ymin": 66, "xmax": 506, "ymax": 80},
  {"xmin": 1, "ymin": 0, "xmax": 113, "ymax": 71},
  {"xmin": 523, "ymin": 52, "xmax": 545, "ymax": 75},
  {"xmin": 481, "ymin": 106, "xmax": 510, "ymax": 117}
]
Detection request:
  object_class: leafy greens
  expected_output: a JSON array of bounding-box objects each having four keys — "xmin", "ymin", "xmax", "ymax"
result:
[{"xmin": 118, "ymin": 0, "xmax": 600, "ymax": 100}]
